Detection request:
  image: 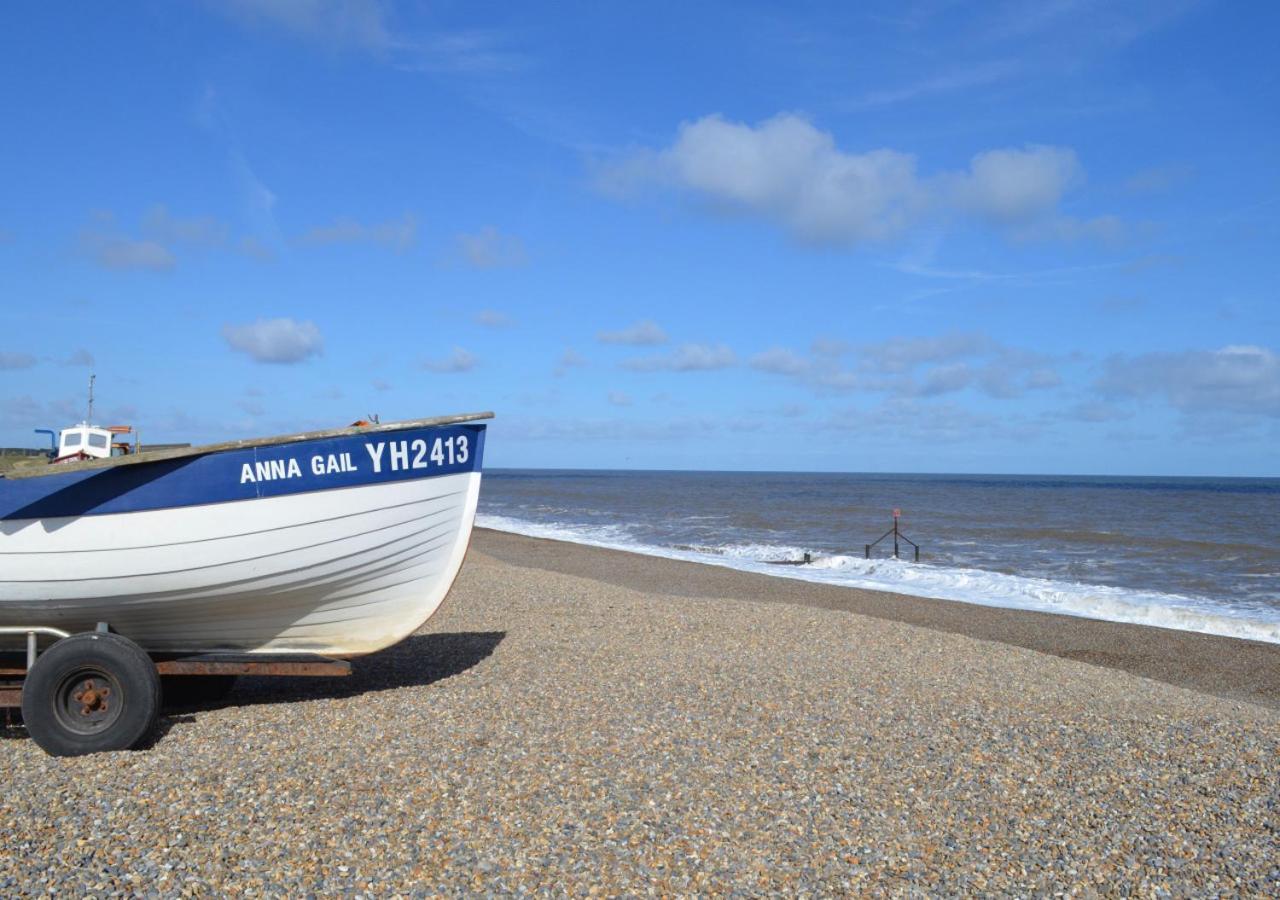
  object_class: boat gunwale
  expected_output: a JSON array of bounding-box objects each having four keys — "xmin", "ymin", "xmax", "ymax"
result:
[{"xmin": 2, "ymin": 412, "xmax": 494, "ymax": 481}]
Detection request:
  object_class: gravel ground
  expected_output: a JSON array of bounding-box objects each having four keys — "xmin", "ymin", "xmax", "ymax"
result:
[{"xmin": 3, "ymin": 533, "xmax": 1278, "ymax": 896}]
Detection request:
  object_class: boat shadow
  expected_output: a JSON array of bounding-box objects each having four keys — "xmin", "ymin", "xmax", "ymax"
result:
[
  {"xmin": 1, "ymin": 631, "xmax": 507, "ymax": 747},
  {"xmin": 170, "ymin": 630, "xmax": 506, "ymax": 713}
]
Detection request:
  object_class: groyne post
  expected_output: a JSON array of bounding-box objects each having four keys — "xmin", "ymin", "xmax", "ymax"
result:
[{"xmin": 865, "ymin": 509, "xmax": 921, "ymax": 562}]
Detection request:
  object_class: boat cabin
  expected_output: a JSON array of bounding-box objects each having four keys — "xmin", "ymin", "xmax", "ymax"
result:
[{"xmin": 54, "ymin": 424, "xmax": 134, "ymax": 463}]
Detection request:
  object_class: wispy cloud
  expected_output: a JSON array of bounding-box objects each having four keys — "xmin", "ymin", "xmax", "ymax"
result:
[
  {"xmin": 1124, "ymin": 163, "xmax": 1194, "ymax": 194},
  {"xmin": 62, "ymin": 349, "xmax": 95, "ymax": 368},
  {"xmin": 456, "ymin": 227, "xmax": 526, "ymax": 268},
  {"xmin": 622, "ymin": 343, "xmax": 736, "ymax": 372},
  {"xmin": 300, "ymin": 213, "xmax": 418, "ymax": 252},
  {"xmin": 850, "ymin": 59, "xmax": 1020, "ymax": 109},
  {"xmin": 196, "ymin": 86, "xmax": 281, "ymax": 245},
  {"xmin": 749, "ymin": 331, "xmax": 1064, "ymax": 400},
  {"xmin": 421, "ymin": 347, "xmax": 478, "ymax": 373},
  {"xmin": 1096, "ymin": 345, "xmax": 1280, "ymax": 418},
  {"xmin": 749, "ymin": 347, "xmax": 810, "ymax": 376},
  {"xmin": 209, "ymin": 1, "xmax": 527, "ymax": 73},
  {"xmin": 238, "ymin": 236, "xmax": 276, "ymax": 262},
  {"xmin": 597, "ymin": 319, "xmax": 668, "ymax": 346},
  {"xmin": 554, "ymin": 348, "xmax": 587, "ymax": 377},
  {"xmin": 0, "ymin": 351, "xmax": 38, "ymax": 370},
  {"xmin": 222, "ymin": 317, "xmax": 324, "ymax": 364},
  {"xmin": 213, "ymin": 0, "xmax": 395, "ymax": 52},
  {"xmin": 142, "ymin": 205, "xmax": 228, "ymax": 248},
  {"xmin": 475, "ymin": 309, "xmax": 514, "ymax": 328},
  {"xmin": 80, "ymin": 212, "xmax": 175, "ymax": 272}
]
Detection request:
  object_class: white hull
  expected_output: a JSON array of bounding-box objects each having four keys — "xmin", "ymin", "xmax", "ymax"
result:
[{"xmin": 0, "ymin": 472, "xmax": 481, "ymax": 656}]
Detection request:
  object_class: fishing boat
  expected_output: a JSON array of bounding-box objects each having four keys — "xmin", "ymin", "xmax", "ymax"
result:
[{"xmin": 0, "ymin": 412, "xmax": 491, "ymax": 656}]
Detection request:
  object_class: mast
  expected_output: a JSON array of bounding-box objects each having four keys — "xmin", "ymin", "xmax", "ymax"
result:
[{"xmin": 87, "ymin": 373, "xmax": 96, "ymax": 424}]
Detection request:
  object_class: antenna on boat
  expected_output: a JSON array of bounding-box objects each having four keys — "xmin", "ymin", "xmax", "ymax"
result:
[{"xmin": 86, "ymin": 373, "xmax": 96, "ymax": 424}]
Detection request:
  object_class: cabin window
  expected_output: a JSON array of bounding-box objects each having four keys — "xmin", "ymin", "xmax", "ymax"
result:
[
  {"xmin": 88, "ymin": 433, "xmax": 108, "ymax": 449},
  {"xmin": 64, "ymin": 432, "xmax": 82, "ymax": 447}
]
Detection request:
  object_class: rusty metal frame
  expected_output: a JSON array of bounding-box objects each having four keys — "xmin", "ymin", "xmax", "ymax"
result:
[
  {"xmin": 153, "ymin": 656, "xmax": 351, "ymax": 677},
  {"xmin": 1, "ymin": 628, "xmax": 351, "ymax": 709}
]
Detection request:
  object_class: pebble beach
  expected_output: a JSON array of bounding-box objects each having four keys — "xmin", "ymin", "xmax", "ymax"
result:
[{"xmin": 3, "ymin": 528, "xmax": 1278, "ymax": 895}]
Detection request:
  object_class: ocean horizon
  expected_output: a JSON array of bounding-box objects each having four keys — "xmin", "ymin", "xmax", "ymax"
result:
[{"xmin": 478, "ymin": 467, "xmax": 1280, "ymax": 645}]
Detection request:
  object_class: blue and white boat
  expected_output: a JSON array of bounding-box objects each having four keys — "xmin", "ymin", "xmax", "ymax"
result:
[{"xmin": 0, "ymin": 413, "xmax": 491, "ymax": 657}]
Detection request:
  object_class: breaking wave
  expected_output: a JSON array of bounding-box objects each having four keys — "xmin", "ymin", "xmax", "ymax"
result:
[{"xmin": 477, "ymin": 514, "xmax": 1280, "ymax": 645}]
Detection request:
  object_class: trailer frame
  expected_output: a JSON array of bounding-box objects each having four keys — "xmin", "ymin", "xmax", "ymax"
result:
[{"xmin": 2, "ymin": 624, "xmax": 351, "ymax": 753}]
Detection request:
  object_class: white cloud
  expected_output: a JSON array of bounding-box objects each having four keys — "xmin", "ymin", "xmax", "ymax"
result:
[
  {"xmin": 607, "ymin": 390, "xmax": 632, "ymax": 407},
  {"xmin": 63, "ymin": 349, "xmax": 95, "ymax": 368},
  {"xmin": 554, "ymin": 348, "xmax": 587, "ymax": 376},
  {"xmin": 0, "ymin": 351, "xmax": 37, "ymax": 370},
  {"xmin": 597, "ymin": 319, "xmax": 668, "ymax": 346},
  {"xmin": 222, "ymin": 317, "xmax": 324, "ymax": 364},
  {"xmin": 950, "ymin": 145, "xmax": 1081, "ymax": 224},
  {"xmin": 811, "ymin": 338, "xmax": 849, "ymax": 357},
  {"xmin": 80, "ymin": 214, "xmax": 176, "ymax": 272},
  {"xmin": 821, "ymin": 399, "xmax": 1035, "ymax": 443},
  {"xmin": 456, "ymin": 227, "xmax": 526, "ymax": 268},
  {"xmin": 1097, "ymin": 345, "xmax": 1280, "ymax": 417},
  {"xmin": 748, "ymin": 331, "xmax": 1062, "ymax": 400},
  {"xmin": 600, "ymin": 114, "xmax": 1109, "ymax": 245},
  {"xmin": 608, "ymin": 113, "xmax": 925, "ymax": 243},
  {"xmin": 300, "ymin": 213, "xmax": 418, "ymax": 252},
  {"xmin": 851, "ymin": 60, "xmax": 1021, "ymax": 110},
  {"xmin": 859, "ymin": 332, "xmax": 996, "ymax": 373},
  {"xmin": 372, "ymin": 378, "xmax": 392, "ymax": 392},
  {"xmin": 749, "ymin": 347, "xmax": 810, "ymax": 375},
  {"xmin": 1124, "ymin": 163, "xmax": 1194, "ymax": 195},
  {"xmin": 421, "ymin": 347, "xmax": 477, "ymax": 373},
  {"xmin": 917, "ymin": 363, "xmax": 975, "ymax": 396},
  {"xmin": 214, "ymin": 0, "xmax": 393, "ymax": 51},
  {"xmin": 211, "ymin": 0, "xmax": 527, "ymax": 74},
  {"xmin": 1056, "ymin": 402, "xmax": 1134, "ymax": 423},
  {"xmin": 475, "ymin": 309, "xmax": 514, "ymax": 328},
  {"xmin": 143, "ymin": 205, "xmax": 227, "ymax": 247},
  {"xmin": 78, "ymin": 208, "xmax": 248, "ymax": 271},
  {"xmin": 623, "ymin": 343, "xmax": 736, "ymax": 372},
  {"xmin": 237, "ymin": 236, "xmax": 276, "ymax": 262}
]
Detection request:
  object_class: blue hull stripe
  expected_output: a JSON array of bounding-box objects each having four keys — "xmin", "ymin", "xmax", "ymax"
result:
[{"xmin": 0, "ymin": 424, "xmax": 485, "ymax": 522}]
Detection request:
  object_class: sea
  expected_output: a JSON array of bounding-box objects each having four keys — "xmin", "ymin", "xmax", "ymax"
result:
[{"xmin": 477, "ymin": 470, "xmax": 1280, "ymax": 645}]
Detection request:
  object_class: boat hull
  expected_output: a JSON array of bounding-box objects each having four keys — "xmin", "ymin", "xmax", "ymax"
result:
[{"xmin": 0, "ymin": 422, "xmax": 486, "ymax": 656}]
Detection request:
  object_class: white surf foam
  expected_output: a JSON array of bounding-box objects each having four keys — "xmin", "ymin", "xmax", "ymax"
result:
[{"xmin": 477, "ymin": 514, "xmax": 1280, "ymax": 645}]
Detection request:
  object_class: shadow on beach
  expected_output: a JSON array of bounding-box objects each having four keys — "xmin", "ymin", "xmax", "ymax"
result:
[
  {"xmin": 182, "ymin": 630, "xmax": 507, "ymax": 711},
  {"xmin": 2, "ymin": 631, "xmax": 506, "ymax": 745}
]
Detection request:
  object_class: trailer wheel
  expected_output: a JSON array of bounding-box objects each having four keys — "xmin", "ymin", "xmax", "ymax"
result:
[{"xmin": 21, "ymin": 632, "xmax": 161, "ymax": 757}]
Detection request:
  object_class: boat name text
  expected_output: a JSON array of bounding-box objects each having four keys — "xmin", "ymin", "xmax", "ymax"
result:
[
  {"xmin": 239, "ymin": 452, "xmax": 359, "ymax": 484},
  {"xmin": 238, "ymin": 436, "xmax": 469, "ymax": 484}
]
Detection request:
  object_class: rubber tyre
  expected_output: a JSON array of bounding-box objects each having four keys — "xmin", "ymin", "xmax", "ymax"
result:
[
  {"xmin": 21, "ymin": 632, "xmax": 161, "ymax": 757},
  {"xmin": 162, "ymin": 675, "xmax": 237, "ymax": 708}
]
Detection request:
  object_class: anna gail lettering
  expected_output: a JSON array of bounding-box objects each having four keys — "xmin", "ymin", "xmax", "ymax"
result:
[{"xmin": 238, "ymin": 434, "xmax": 469, "ymax": 484}]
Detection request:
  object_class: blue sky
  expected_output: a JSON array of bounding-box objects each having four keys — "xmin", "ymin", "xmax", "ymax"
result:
[{"xmin": 1, "ymin": 1, "xmax": 1276, "ymax": 475}]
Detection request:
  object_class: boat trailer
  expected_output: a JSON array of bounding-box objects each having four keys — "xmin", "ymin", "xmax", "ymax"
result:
[{"xmin": 1, "ymin": 625, "xmax": 350, "ymax": 757}]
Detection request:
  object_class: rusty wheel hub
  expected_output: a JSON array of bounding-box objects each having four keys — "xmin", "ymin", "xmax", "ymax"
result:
[
  {"xmin": 53, "ymin": 668, "xmax": 122, "ymax": 735},
  {"xmin": 72, "ymin": 679, "xmax": 111, "ymax": 716}
]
